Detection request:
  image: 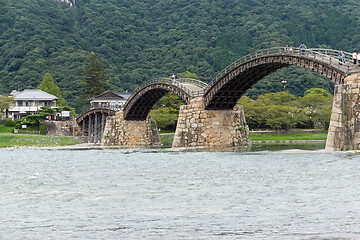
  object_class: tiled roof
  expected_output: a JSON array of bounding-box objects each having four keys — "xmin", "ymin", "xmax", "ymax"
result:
[
  {"xmin": 115, "ymin": 92, "xmax": 132, "ymax": 99},
  {"xmin": 89, "ymin": 90, "xmax": 132, "ymax": 101},
  {"xmin": 13, "ymin": 89, "xmax": 59, "ymax": 101}
]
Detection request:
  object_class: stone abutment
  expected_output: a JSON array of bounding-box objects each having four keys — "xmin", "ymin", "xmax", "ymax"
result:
[
  {"xmin": 172, "ymin": 98, "xmax": 251, "ymax": 149},
  {"xmin": 101, "ymin": 111, "xmax": 161, "ymax": 148},
  {"xmin": 326, "ymin": 74, "xmax": 360, "ymax": 151}
]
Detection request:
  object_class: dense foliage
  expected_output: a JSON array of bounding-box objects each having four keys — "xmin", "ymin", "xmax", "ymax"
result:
[
  {"xmin": 152, "ymin": 88, "xmax": 333, "ymax": 131},
  {"xmin": 238, "ymin": 88, "xmax": 333, "ymax": 130},
  {"xmin": 22, "ymin": 106, "xmax": 75, "ymax": 126},
  {"xmin": 1, "ymin": 0, "xmax": 359, "ymax": 111},
  {"xmin": 149, "ymin": 93, "xmax": 186, "ymax": 131}
]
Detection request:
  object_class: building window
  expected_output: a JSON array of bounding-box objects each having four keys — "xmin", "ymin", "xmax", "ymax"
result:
[
  {"xmin": 39, "ymin": 101, "xmax": 51, "ymax": 106},
  {"xmin": 25, "ymin": 101, "xmax": 34, "ymax": 106}
]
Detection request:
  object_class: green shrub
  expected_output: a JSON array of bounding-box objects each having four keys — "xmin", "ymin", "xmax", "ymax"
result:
[
  {"xmin": 4, "ymin": 119, "xmax": 16, "ymax": 127},
  {"xmin": 39, "ymin": 124, "xmax": 46, "ymax": 135}
]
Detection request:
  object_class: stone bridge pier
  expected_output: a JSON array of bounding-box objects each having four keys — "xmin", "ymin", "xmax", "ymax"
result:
[
  {"xmin": 101, "ymin": 111, "xmax": 161, "ymax": 148},
  {"xmin": 100, "ymin": 98, "xmax": 250, "ymax": 149},
  {"xmin": 326, "ymin": 74, "xmax": 360, "ymax": 151},
  {"xmin": 172, "ymin": 98, "xmax": 251, "ymax": 149}
]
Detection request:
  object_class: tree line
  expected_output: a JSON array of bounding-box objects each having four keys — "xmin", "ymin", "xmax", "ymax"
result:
[
  {"xmin": 150, "ymin": 88, "xmax": 333, "ymax": 131},
  {"xmin": 1, "ymin": 0, "xmax": 359, "ymax": 110},
  {"xmin": 238, "ymin": 89, "xmax": 333, "ymax": 130}
]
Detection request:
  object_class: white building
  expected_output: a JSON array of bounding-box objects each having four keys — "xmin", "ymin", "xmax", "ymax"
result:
[
  {"xmin": 7, "ymin": 89, "xmax": 58, "ymax": 120},
  {"xmin": 88, "ymin": 90, "xmax": 131, "ymax": 111}
]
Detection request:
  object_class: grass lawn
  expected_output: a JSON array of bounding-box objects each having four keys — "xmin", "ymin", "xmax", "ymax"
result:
[
  {"xmin": 249, "ymin": 133, "xmax": 328, "ymax": 141},
  {"xmin": 0, "ymin": 134, "xmax": 79, "ymax": 148},
  {"xmin": 159, "ymin": 134, "xmax": 174, "ymax": 148},
  {"xmin": 0, "ymin": 125, "xmax": 14, "ymax": 133},
  {"xmin": 159, "ymin": 129, "xmax": 176, "ymax": 134}
]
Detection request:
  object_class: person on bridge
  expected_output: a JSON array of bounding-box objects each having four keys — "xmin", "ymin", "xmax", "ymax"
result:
[
  {"xmin": 284, "ymin": 45, "xmax": 289, "ymax": 53},
  {"xmin": 299, "ymin": 43, "xmax": 307, "ymax": 55},
  {"xmin": 289, "ymin": 45, "xmax": 293, "ymax": 54},
  {"xmin": 338, "ymin": 50, "xmax": 345, "ymax": 65},
  {"xmin": 172, "ymin": 73, "xmax": 176, "ymax": 80},
  {"xmin": 352, "ymin": 50, "xmax": 357, "ymax": 64}
]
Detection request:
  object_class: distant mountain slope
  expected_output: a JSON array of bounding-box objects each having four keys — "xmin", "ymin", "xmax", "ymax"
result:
[{"xmin": 0, "ymin": 0, "xmax": 359, "ymax": 110}]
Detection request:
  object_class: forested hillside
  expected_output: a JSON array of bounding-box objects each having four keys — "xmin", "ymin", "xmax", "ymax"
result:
[{"xmin": 1, "ymin": 0, "xmax": 359, "ymax": 110}]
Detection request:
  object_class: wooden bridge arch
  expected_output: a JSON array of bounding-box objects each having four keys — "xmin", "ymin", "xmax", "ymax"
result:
[
  {"xmin": 204, "ymin": 47, "xmax": 359, "ymax": 110},
  {"xmin": 76, "ymin": 108, "xmax": 116, "ymax": 143},
  {"xmin": 123, "ymin": 78, "xmax": 207, "ymax": 121}
]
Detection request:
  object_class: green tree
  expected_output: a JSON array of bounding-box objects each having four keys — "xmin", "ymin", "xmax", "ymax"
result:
[
  {"xmin": 238, "ymin": 96, "xmax": 268, "ymax": 129},
  {"xmin": 257, "ymin": 92, "xmax": 297, "ymax": 106},
  {"xmin": 264, "ymin": 105, "xmax": 300, "ymax": 130},
  {"xmin": 175, "ymin": 71, "xmax": 200, "ymax": 80},
  {"xmin": 150, "ymin": 93, "xmax": 185, "ymax": 131},
  {"xmin": 238, "ymin": 95, "xmax": 300, "ymax": 130},
  {"xmin": 38, "ymin": 73, "xmax": 65, "ymax": 106},
  {"xmin": 22, "ymin": 106, "xmax": 57, "ymax": 126},
  {"xmin": 297, "ymin": 88, "xmax": 333, "ymax": 129},
  {"xmin": 152, "ymin": 93, "xmax": 185, "ymax": 110},
  {"xmin": 0, "ymin": 95, "xmax": 14, "ymax": 118},
  {"xmin": 81, "ymin": 52, "xmax": 110, "ymax": 107},
  {"xmin": 238, "ymin": 89, "xmax": 333, "ymax": 130},
  {"xmin": 149, "ymin": 107, "xmax": 179, "ymax": 131}
]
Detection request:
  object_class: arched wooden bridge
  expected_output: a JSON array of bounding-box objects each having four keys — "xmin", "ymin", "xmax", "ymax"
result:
[
  {"xmin": 76, "ymin": 78, "xmax": 207, "ymax": 142},
  {"xmin": 77, "ymin": 47, "xmax": 360, "ymax": 143},
  {"xmin": 203, "ymin": 47, "xmax": 357, "ymax": 110},
  {"xmin": 76, "ymin": 108, "xmax": 116, "ymax": 143},
  {"xmin": 123, "ymin": 78, "xmax": 207, "ymax": 120}
]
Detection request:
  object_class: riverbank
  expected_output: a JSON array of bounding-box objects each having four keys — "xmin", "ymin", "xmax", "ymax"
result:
[
  {"xmin": 0, "ymin": 131, "xmax": 328, "ymax": 149},
  {"xmin": 159, "ymin": 132, "xmax": 328, "ymax": 148},
  {"xmin": 0, "ymin": 134, "xmax": 79, "ymax": 148},
  {"xmin": 249, "ymin": 132, "xmax": 327, "ymax": 141}
]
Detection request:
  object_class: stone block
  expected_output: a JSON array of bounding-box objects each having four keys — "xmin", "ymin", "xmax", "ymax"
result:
[
  {"xmin": 200, "ymin": 113, "xmax": 207, "ymax": 119},
  {"xmin": 212, "ymin": 121, "xmax": 220, "ymax": 126}
]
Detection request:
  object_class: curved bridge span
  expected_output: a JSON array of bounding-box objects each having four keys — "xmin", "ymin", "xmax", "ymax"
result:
[
  {"xmin": 123, "ymin": 78, "xmax": 207, "ymax": 120},
  {"xmin": 203, "ymin": 47, "xmax": 359, "ymax": 110},
  {"xmin": 76, "ymin": 108, "xmax": 116, "ymax": 143}
]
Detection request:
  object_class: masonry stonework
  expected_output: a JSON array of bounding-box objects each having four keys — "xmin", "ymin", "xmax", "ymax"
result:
[
  {"xmin": 172, "ymin": 97, "xmax": 250, "ymax": 148},
  {"xmin": 326, "ymin": 74, "xmax": 360, "ymax": 151},
  {"xmin": 101, "ymin": 111, "xmax": 161, "ymax": 148},
  {"xmin": 43, "ymin": 120, "xmax": 77, "ymax": 136}
]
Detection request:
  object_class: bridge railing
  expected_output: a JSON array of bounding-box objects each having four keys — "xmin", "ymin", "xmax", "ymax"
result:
[
  {"xmin": 205, "ymin": 47, "xmax": 354, "ymax": 93},
  {"xmin": 176, "ymin": 78, "xmax": 209, "ymax": 89},
  {"xmin": 76, "ymin": 106, "xmax": 119, "ymax": 120},
  {"xmin": 309, "ymin": 48, "xmax": 353, "ymax": 63},
  {"xmin": 125, "ymin": 78, "xmax": 206, "ymax": 106}
]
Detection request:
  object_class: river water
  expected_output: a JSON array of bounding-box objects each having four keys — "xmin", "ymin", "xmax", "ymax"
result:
[{"xmin": 1, "ymin": 146, "xmax": 359, "ymax": 239}]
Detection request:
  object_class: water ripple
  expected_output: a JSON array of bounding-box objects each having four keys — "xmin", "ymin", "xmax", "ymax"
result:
[{"xmin": 0, "ymin": 148, "xmax": 359, "ymax": 239}]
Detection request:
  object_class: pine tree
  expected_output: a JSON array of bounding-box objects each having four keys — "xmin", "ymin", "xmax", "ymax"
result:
[
  {"xmin": 38, "ymin": 73, "xmax": 65, "ymax": 106},
  {"xmin": 81, "ymin": 52, "xmax": 110, "ymax": 106}
]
